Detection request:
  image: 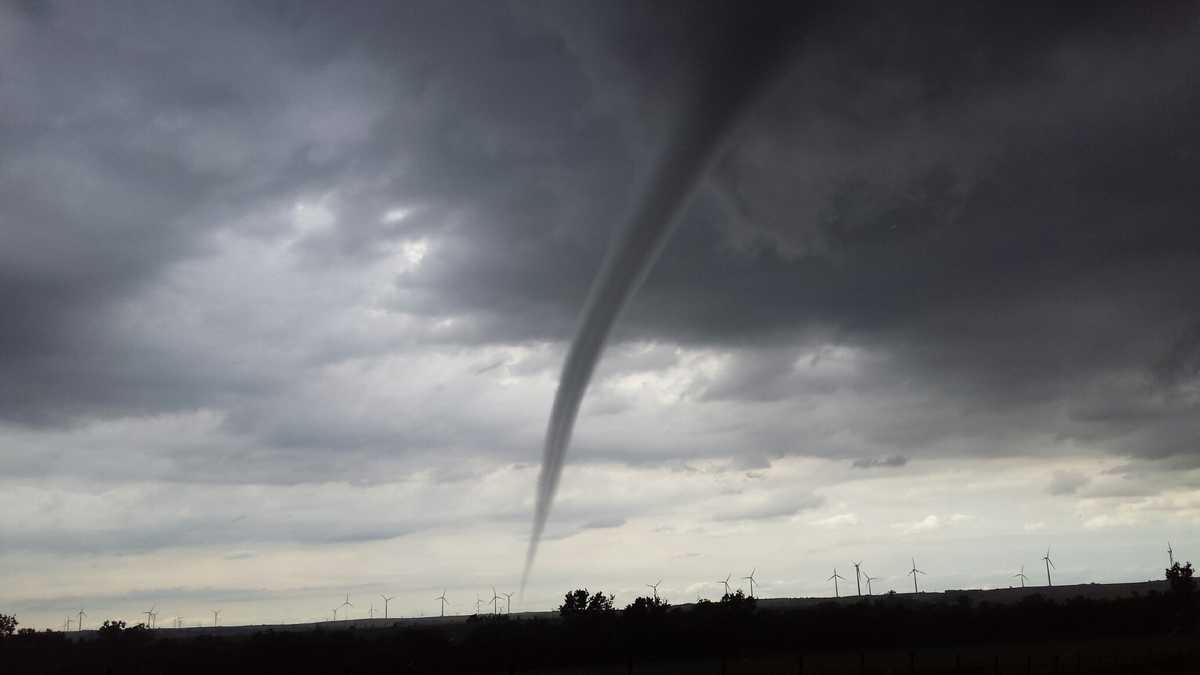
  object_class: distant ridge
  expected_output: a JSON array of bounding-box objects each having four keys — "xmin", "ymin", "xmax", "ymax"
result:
[{"xmin": 60, "ymin": 580, "xmax": 1170, "ymax": 640}]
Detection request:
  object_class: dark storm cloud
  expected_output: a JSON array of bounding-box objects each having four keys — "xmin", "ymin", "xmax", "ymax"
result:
[
  {"xmin": 2, "ymin": 0, "xmax": 1198, "ymax": 471},
  {"xmin": 0, "ymin": 1, "xmax": 384, "ymax": 425},
  {"xmin": 0, "ymin": 0, "xmax": 640, "ymax": 428}
]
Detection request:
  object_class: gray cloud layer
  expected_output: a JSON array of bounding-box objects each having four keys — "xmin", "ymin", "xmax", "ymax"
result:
[{"xmin": 2, "ymin": 1, "xmax": 1198, "ymax": 483}]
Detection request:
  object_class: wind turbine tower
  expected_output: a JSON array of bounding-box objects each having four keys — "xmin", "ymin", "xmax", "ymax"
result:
[
  {"xmin": 743, "ymin": 569, "xmax": 757, "ymax": 598},
  {"xmin": 908, "ymin": 558, "xmax": 926, "ymax": 594},
  {"xmin": 852, "ymin": 561, "xmax": 863, "ymax": 597},
  {"xmin": 381, "ymin": 595, "xmax": 394, "ymax": 619},
  {"xmin": 863, "ymin": 570, "xmax": 880, "ymax": 596},
  {"xmin": 828, "ymin": 569, "xmax": 846, "ymax": 598},
  {"xmin": 212, "ymin": 609, "xmax": 221, "ymax": 627},
  {"xmin": 1014, "ymin": 565, "xmax": 1029, "ymax": 588},
  {"xmin": 647, "ymin": 579, "xmax": 662, "ymax": 601},
  {"xmin": 340, "ymin": 595, "xmax": 353, "ymax": 620},
  {"xmin": 1169, "ymin": 542, "xmax": 1175, "ymax": 567},
  {"xmin": 144, "ymin": 605, "xmax": 155, "ymax": 629},
  {"xmin": 491, "ymin": 587, "xmax": 501, "ymax": 615},
  {"xmin": 77, "ymin": 609, "xmax": 85, "ymax": 631},
  {"xmin": 502, "ymin": 592, "xmax": 513, "ymax": 614},
  {"xmin": 436, "ymin": 590, "xmax": 449, "ymax": 617},
  {"xmin": 1042, "ymin": 549, "xmax": 1055, "ymax": 587},
  {"xmin": 718, "ymin": 573, "xmax": 732, "ymax": 597},
  {"xmin": 369, "ymin": 603, "xmax": 375, "ymax": 620}
]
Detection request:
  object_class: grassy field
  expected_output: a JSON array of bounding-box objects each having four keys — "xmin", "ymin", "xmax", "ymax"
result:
[{"xmin": 522, "ymin": 634, "xmax": 1200, "ymax": 674}]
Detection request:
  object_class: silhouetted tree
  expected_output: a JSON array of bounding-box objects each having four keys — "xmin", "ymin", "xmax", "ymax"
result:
[
  {"xmin": 719, "ymin": 589, "xmax": 756, "ymax": 610},
  {"xmin": 559, "ymin": 589, "xmax": 589, "ymax": 616},
  {"xmin": 586, "ymin": 591, "xmax": 615, "ymax": 614},
  {"xmin": 0, "ymin": 613, "xmax": 16, "ymax": 637},
  {"xmin": 623, "ymin": 595, "xmax": 670, "ymax": 619},
  {"xmin": 1166, "ymin": 562, "xmax": 1197, "ymax": 631},
  {"xmin": 559, "ymin": 589, "xmax": 615, "ymax": 617},
  {"xmin": 1167, "ymin": 562, "xmax": 1195, "ymax": 597},
  {"xmin": 98, "ymin": 619, "xmax": 127, "ymax": 636}
]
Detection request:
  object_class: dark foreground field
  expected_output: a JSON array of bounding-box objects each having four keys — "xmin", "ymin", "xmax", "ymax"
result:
[
  {"xmin": 536, "ymin": 636, "xmax": 1200, "ymax": 674},
  {"xmin": 4, "ymin": 574, "xmax": 1199, "ymax": 674}
]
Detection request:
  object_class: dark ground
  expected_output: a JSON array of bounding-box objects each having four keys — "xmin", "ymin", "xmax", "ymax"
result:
[{"xmin": 2, "ymin": 578, "xmax": 1196, "ymax": 674}]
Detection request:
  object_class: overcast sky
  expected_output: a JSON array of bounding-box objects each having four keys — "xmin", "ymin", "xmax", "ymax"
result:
[{"xmin": 3, "ymin": 1, "xmax": 1200, "ymax": 629}]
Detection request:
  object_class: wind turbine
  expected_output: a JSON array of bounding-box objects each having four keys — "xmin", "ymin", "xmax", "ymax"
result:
[
  {"xmin": 1169, "ymin": 542, "xmax": 1175, "ymax": 567},
  {"xmin": 852, "ymin": 561, "xmax": 863, "ymax": 597},
  {"xmin": 863, "ymin": 571, "xmax": 880, "ymax": 596},
  {"xmin": 1042, "ymin": 549, "xmax": 1055, "ymax": 587},
  {"xmin": 435, "ymin": 590, "xmax": 449, "ymax": 617},
  {"xmin": 369, "ymin": 603, "xmax": 375, "ymax": 620},
  {"xmin": 717, "ymin": 573, "xmax": 732, "ymax": 597},
  {"xmin": 340, "ymin": 594, "xmax": 353, "ymax": 620},
  {"xmin": 64, "ymin": 616, "xmax": 72, "ymax": 632},
  {"xmin": 77, "ymin": 609, "xmax": 85, "ymax": 631},
  {"xmin": 1014, "ymin": 565, "xmax": 1029, "ymax": 588},
  {"xmin": 491, "ymin": 587, "xmax": 501, "ymax": 615},
  {"xmin": 828, "ymin": 569, "xmax": 846, "ymax": 598},
  {"xmin": 212, "ymin": 609, "xmax": 221, "ymax": 627},
  {"xmin": 908, "ymin": 558, "xmax": 926, "ymax": 594},
  {"xmin": 475, "ymin": 594, "xmax": 483, "ymax": 615},
  {"xmin": 381, "ymin": 595, "xmax": 394, "ymax": 619},
  {"xmin": 647, "ymin": 579, "xmax": 663, "ymax": 601},
  {"xmin": 331, "ymin": 607, "xmax": 338, "ymax": 621},
  {"xmin": 502, "ymin": 592, "xmax": 513, "ymax": 614},
  {"xmin": 743, "ymin": 569, "xmax": 757, "ymax": 598},
  {"xmin": 144, "ymin": 605, "xmax": 156, "ymax": 629}
]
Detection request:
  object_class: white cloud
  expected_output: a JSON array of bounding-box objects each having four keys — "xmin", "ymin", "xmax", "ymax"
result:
[
  {"xmin": 810, "ymin": 513, "xmax": 860, "ymax": 528},
  {"xmin": 893, "ymin": 513, "xmax": 972, "ymax": 535}
]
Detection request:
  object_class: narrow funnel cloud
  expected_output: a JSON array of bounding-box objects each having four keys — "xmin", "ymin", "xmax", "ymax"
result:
[{"xmin": 522, "ymin": 5, "xmax": 806, "ymax": 593}]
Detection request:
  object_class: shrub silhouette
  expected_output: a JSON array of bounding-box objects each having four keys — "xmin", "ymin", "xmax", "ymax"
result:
[
  {"xmin": 559, "ymin": 588, "xmax": 614, "ymax": 617},
  {"xmin": 98, "ymin": 619, "xmax": 128, "ymax": 636},
  {"xmin": 623, "ymin": 594, "xmax": 670, "ymax": 619},
  {"xmin": 586, "ymin": 590, "xmax": 615, "ymax": 613},
  {"xmin": 1166, "ymin": 561, "xmax": 1196, "ymax": 630},
  {"xmin": 0, "ymin": 613, "xmax": 16, "ymax": 637},
  {"xmin": 1167, "ymin": 561, "xmax": 1195, "ymax": 596}
]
